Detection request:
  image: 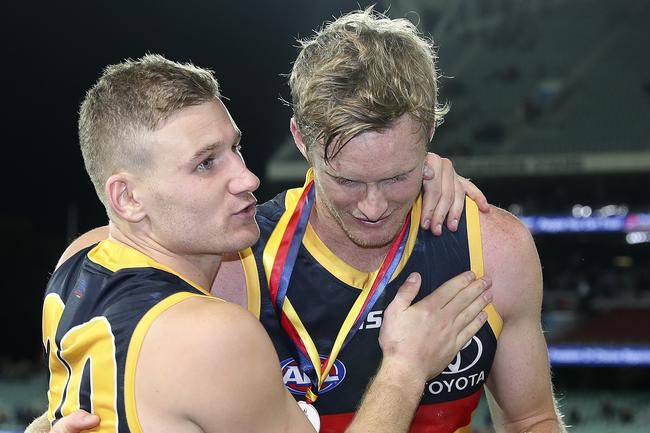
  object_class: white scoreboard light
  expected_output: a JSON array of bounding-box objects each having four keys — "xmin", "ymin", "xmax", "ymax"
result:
[
  {"xmin": 519, "ymin": 212, "xmax": 650, "ymax": 235},
  {"xmin": 548, "ymin": 345, "xmax": 650, "ymax": 367}
]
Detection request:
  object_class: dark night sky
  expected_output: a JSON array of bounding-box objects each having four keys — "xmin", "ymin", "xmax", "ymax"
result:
[{"xmin": 1, "ymin": 0, "xmax": 380, "ymax": 361}]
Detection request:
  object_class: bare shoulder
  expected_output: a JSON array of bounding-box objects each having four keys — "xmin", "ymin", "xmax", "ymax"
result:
[
  {"xmin": 479, "ymin": 206, "xmax": 542, "ymax": 319},
  {"xmin": 480, "ymin": 206, "xmax": 534, "ymax": 253},
  {"xmin": 480, "ymin": 205, "xmax": 538, "ymax": 268},
  {"xmin": 56, "ymin": 225, "xmax": 109, "ymax": 269},
  {"xmin": 135, "ymin": 296, "xmax": 286, "ymax": 432}
]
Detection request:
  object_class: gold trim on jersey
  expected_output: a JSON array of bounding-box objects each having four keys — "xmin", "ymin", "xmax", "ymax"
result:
[
  {"xmin": 124, "ymin": 292, "xmax": 216, "ymax": 433},
  {"xmin": 465, "ymin": 198, "xmax": 484, "ymax": 278},
  {"xmin": 240, "ymin": 247, "xmax": 261, "ymax": 319},
  {"xmin": 484, "ymin": 303, "xmax": 502, "ymax": 338},
  {"xmin": 88, "ymin": 240, "xmax": 210, "ymax": 296},
  {"xmin": 278, "ymin": 171, "xmax": 421, "ymax": 290},
  {"xmin": 42, "ymin": 294, "xmax": 65, "ymax": 423},
  {"xmin": 465, "ymin": 197, "xmax": 503, "ymax": 337}
]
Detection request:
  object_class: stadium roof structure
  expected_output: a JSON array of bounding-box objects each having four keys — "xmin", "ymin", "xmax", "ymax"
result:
[{"xmin": 267, "ymin": 0, "xmax": 650, "ymax": 181}]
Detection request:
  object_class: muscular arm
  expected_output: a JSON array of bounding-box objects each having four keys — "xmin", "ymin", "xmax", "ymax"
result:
[
  {"xmin": 136, "ymin": 297, "xmax": 314, "ymax": 433},
  {"xmin": 481, "ymin": 208, "xmax": 566, "ymax": 433}
]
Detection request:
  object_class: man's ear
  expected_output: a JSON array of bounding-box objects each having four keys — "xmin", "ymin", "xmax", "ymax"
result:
[
  {"xmin": 105, "ymin": 173, "xmax": 147, "ymax": 223},
  {"xmin": 290, "ymin": 117, "xmax": 309, "ymax": 162}
]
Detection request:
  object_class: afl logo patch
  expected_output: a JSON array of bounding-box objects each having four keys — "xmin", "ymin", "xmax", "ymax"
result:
[
  {"xmin": 442, "ymin": 336, "xmax": 483, "ymax": 375},
  {"xmin": 280, "ymin": 356, "xmax": 347, "ymax": 395}
]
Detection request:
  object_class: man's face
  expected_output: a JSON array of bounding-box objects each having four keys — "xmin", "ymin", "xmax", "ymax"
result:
[
  {"xmin": 137, "ymin": 100, "xmax": 260, "ymax": 256},
  {"xmin": 310, "ymin": 114, "xmax": 427, "ymax": 249}
]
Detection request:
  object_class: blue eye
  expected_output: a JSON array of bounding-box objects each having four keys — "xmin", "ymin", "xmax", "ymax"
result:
[{"xmin": 197, "ymin": 157, "xmax": 215, "ymax": 172}]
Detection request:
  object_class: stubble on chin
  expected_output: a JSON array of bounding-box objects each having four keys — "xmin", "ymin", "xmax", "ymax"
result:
[
  {"xmin": 336, "ymin": 214, "xmax": 401, "ymax": 249},
  {"xmin": 345, "ymin": 226, "xmax": 397, "ymax": 249}
]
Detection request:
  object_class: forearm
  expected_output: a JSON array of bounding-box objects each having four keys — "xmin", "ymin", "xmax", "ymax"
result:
[
  {"xmin": 24, "ymin": 412, "xmax": 49, "ymax": 433},
  {"xmin": 345, "ymin": 360, "xmax": 425, "ymax": 433}
]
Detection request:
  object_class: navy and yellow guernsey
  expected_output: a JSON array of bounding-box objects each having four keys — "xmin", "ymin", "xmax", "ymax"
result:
[
  {"xmin": 42, "ymin": 239, "xmax": 215, "ymax": 433},
  {"xmin": 240, "ymin": 172, "xmax": 503, "ymax": 433}
]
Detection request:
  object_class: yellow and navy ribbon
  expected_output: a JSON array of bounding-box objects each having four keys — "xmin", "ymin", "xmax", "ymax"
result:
[{"xmin": 267, "ymin": 178, "xmax": 411, "ymax": 403}]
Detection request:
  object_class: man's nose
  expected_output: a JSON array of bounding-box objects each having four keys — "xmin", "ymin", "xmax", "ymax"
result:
[
  {"xmin": 357, "ymin": 186, "xmax": 388, "ymax": 221},
  {"xmin": 230, "ymin": 164, "xmax": 260, "ymax": 195}
]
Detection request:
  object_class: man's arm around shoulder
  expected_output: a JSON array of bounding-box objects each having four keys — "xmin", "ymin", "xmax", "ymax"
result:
[{"xmin": 481, "ymin": 208, "xmax": 566, "ymax": 433}]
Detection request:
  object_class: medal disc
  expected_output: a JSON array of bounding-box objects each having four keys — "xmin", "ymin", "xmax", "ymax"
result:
[{"xmin": 298, "ymin": 400, "xmax": 320, "ymax": 432}]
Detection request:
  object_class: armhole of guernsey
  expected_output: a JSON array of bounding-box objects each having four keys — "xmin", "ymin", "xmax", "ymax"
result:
[
  {"xmin": 123, "ymin": 292, "xmax": 214, "ymax": 433},
  {"xmin": 465, "ymin": 197, "xmax": 503, "ymax": 338},
  {"xmin": 239, "ymin": 247, "xmax": 261, "ymax": 319}
]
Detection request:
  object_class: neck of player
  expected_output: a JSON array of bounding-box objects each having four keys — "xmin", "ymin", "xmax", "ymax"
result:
[{"xmin": 108, "ymin": 222, "xmax": 222, "ymax": 291}]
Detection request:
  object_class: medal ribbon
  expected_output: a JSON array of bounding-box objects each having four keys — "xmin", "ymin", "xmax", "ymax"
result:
[{"xmin": 268, "ymin": 179, "xmax": 411, "ymax": 403}]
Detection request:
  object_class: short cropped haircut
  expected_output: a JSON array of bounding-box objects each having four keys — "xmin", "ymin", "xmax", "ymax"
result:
[
  {"xmin": 78, "ymin": 53, "xmax": 221, "ymax": 208},
  {"xmin": 289, "ymin": 7, "xmax": 448, "ymax": 162}
]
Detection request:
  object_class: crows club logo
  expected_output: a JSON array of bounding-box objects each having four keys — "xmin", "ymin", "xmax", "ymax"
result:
[
  {"xmin": 280, "ymin": 356, "xmax": 347, "ymax": 395},
  {"xmin": 442, "ymin": 336, "xmax": 483, "ymax": 375}
]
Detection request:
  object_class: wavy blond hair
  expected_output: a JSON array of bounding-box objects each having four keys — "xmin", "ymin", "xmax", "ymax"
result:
[
  {"xmin": 79, "ymin": 54, "xmax": 220, "ymax": 208},
  {"xmin": 289, "ymin": 7, "xmax": 448, "ymax": 162}
]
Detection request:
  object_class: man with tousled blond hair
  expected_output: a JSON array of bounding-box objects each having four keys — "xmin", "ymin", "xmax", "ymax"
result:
[
  {"xmin": 268, "ymin": 8, "xmax": 565, "ymax": 432},
  {"xmin": 28, "ymin": 51, "xmax": 493, "ymax": 433}
]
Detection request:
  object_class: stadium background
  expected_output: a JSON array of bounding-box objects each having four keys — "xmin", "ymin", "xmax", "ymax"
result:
[{"xmin": 1, "ymin": 0, "xmax": 648, "ymax": 431}]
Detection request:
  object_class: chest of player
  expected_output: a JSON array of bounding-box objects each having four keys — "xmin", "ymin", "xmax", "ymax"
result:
[{"xmin": 256, "ymin": 239, "xmax": 498, "ymax": 415}]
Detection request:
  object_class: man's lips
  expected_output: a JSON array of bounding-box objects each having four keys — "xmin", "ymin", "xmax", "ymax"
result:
[
  {"xmin": 234, "ymin": 201, "xmax": 257, "ymax": 216},
  {"xmin": 353, "ymin": 215, "xmax": 390, "ymax": 227}
]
